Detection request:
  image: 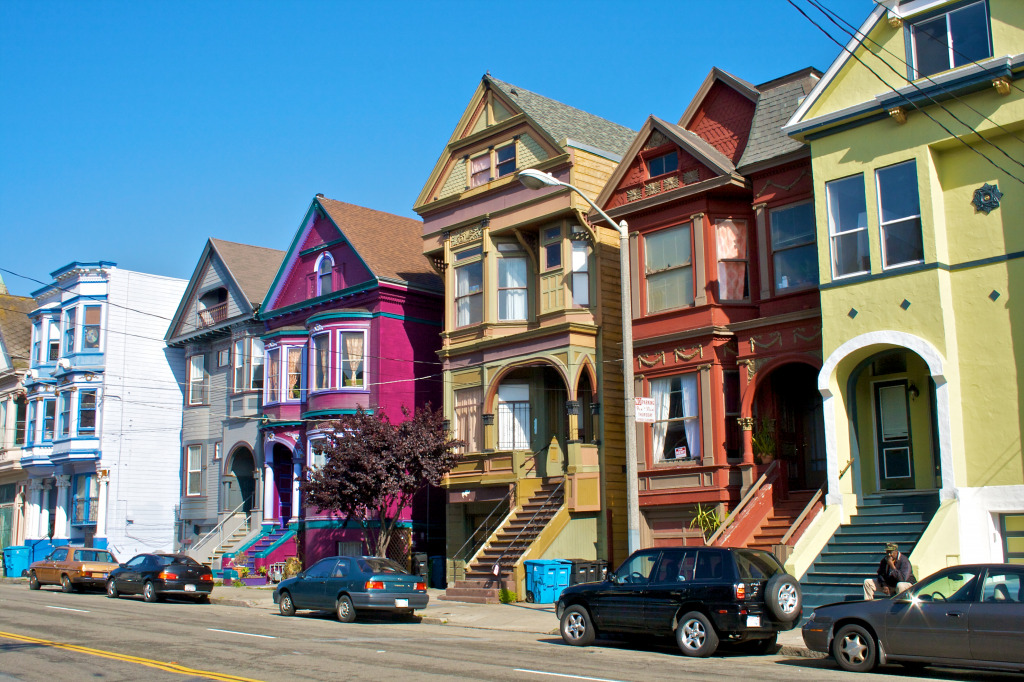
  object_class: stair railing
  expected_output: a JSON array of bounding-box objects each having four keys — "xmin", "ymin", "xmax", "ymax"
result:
[
  {"xmin": 780, "ymin": 486, "xmax": 824, "ymax": 545},
  {"xmin": 706, "ymin": 460, "xmax": 779, "ymax": 546},
  {"xmin": 451, "ymin": 486, "xmax": 515, "ymax": 565},
  {"xmin": 493, "ymin": 479, "xmax": 565, "ymax": 571},
  {"xmin": 188, "ymin": 498, "xmax": 251, "ymax": 562}
]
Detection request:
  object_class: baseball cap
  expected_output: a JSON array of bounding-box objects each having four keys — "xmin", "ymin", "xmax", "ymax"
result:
[{"xmin": 885, "ymin": 542, "xmax": 898, "ymax": 552}]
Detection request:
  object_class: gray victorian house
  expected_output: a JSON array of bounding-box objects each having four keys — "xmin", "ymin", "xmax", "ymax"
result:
[{"xmin": 166, "ymin": 238, "xmax": 283, "ymax": 563}]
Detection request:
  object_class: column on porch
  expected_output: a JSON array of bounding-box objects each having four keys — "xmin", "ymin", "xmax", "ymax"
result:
[
  {"xmin": 263, "ymin": 461, "xmax": 275, "ymax": 524},
  {"xmin": 290, "ymin": 454, "xmax": 301, "ymax": 523},
  {"xmin": 37, "ymin": 480, "xmax": 51, "ymax": 538},
  {"xmin": 52, "ymin": 475, "xmax": 71, "ymax": 539},
  {"xmin": 25, "ymin": 480, "xmax": 42, "ymax": 540},
  {"xmin": 95, "ymin": 470, "xmax": 110, "ymax": 541}
]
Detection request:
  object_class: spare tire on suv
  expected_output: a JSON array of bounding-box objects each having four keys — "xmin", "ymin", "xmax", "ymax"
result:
[{"xmin": 765, "ymin": 572, "xmax": 802, "ymax": 622}]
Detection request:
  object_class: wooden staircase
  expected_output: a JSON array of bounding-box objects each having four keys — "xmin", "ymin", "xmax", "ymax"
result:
[
  {"xmin": 748, "ymin": 490, "xmax": 817, "ymax": 552},
  {"xmin": 441, "ymin": 479, "xmax": 564, "ymax": 604}
]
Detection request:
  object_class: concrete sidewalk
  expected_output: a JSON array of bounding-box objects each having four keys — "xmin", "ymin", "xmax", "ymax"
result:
[{"xmin": 210, "ymin": 584, "xmax": 821, "ymax": 658}]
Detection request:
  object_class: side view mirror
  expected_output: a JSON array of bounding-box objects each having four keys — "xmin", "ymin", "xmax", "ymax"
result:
[
  {"xmin": 609, "ymin": 572, "xmax": 619, "ymax": 584},
  {"xmin": 118, "ymin": 563, "xmax": 126, "ymax": 568}
]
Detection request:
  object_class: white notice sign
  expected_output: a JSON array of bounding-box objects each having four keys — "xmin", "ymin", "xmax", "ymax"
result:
[{"xmin": 635, "ymin": 397, "xmax": 655, "ymax": 423}]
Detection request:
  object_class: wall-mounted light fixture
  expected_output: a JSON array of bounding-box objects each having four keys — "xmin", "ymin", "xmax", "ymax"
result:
[{"xmin": 908, "ymin": 383, "xmax": 920, "ymax": 400}]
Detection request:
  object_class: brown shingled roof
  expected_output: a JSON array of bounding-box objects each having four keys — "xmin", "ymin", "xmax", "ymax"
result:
[
  {"xmin": 0, "ymin": 294, "xmax": 36, "ymax": 370},
  {"xmin": 208, "ymin": 238, "xmax": 285, "ymax": 306},
  {"xmin": 316, "ymin": 197, "xmax": 441, "ymax": 292}
]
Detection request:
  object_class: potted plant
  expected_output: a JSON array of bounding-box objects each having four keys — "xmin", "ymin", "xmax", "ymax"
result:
[
  {"xmin": 689, "ymin": 502, "xmax": 721, "ymax": 543},
  {"xmin": 751, "ymin": 417, "xmax": 777, "ymax": 465}
]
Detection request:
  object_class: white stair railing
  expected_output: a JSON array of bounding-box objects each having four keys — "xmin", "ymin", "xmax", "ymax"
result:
[{"xmin": 188, "ymin": 499, "xmax": 251, "ymax": 564}]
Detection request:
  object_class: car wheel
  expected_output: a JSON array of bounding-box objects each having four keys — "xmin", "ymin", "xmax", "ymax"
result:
[
  {"xmin": 335, "ymin": 595, "xmax": 356, "ymax": 623},
  {"xmin": 832, "ymin": 623, "xmax": 877, "ymax": 673},
  {"xmin": 742, "ymin": 633, "xmax": 778, "ymax": 655},
  {"xmin": 764, "ymin": 573, "xmax": 802, "ymax": 623},
  {"xmin": 106, "ymin": 579, "xmax": 119, "ymax": 598},
  {"xmin": 525, "ymin": 590, "xmax": 535, "ymax": 603},
  {"xmin": 28, "ymin": 571, "xmax": 40, "ymax": 590},
  {"xmin": 142, "ymin": 581, "xmax": 160, "ymax": 603},
  {"xmin": 61, "ymin": 575, "xmax": 75, "ymax": 593},
  {"xmin": 559, "ymin": 605, "xmax": 595, "ymax": 647},
  {"xmin": 278, "ymin": 591, "xmax": 295, "ymax": 617},
  {"xmin": 676, "ymin": 611, "xmax": 719, "ymax": 657}
]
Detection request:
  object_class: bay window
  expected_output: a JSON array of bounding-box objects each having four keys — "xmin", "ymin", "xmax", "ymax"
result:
[
  {"xmin": 497, "ymin": 245, "xmax": 528, "ymax": 321},
  {"xmin": 265, "ymin": 348, "xmax": 280, "ymax": 402},
  {"xmin": 454, "ymin": 386, "xmax": 482, "ymax": 453},
  {"xmin": 233, "ymin": 337, "xmax": 264, "ymax": 392},
  {"xmin": 78, "ymin": 389, "xmax": 97, "ymax": 434},
  {"xmin": 716, "ymin": 219, "xmax": 749, "ymax": 301},
  {"xmin": 188, "ymin": 354, "xmax": 206, "ymax": 405},
  {"xmin": 14, "ymin": 397, "xmax": 25, "ymax": 445},
  {"xmin": 497, "ymin": 383, "xmax": 530, "ymax": 450},
  {"xmin": 72, "ymin": 473, "xmax": 99, "ymax": 524},
  {"xmin": 312, "ymin": 334, "xmax": 330, "ymax": 391},
  {"xmin": 910, "ymin": 0, "xmax": 990, "ymax": 79},
  {"xmin": 48, "ymin": 319, "xmax": 60, "ymax": 361},
  {"xmin": 64, "ymin": 308, "xmax": 76, "ymax": 354},
  {"xmin": 650, "ymin": 374, "xmax": 701, "ymax": 462},
  {"xmin": 26, "ymin": 401, "xmax": 36, "ymax": 445},
  {"xmin": 32, "ymin": 322, "xmax": 40, "ymax": 364},
  {"xmin": 82, "ymin": 305, "xmax": 101, "ymax": 350},
  {"xmin": 42, "ymin": 399, "xmax": 55, "ymax": 442},
  {"xmin": 826, "ymin": 174, "xmax": 869, "ymax": 278},
  {"xmin": 876, "ymin": 160, "xmax": 923, "ymax": 268},
  {"xmin": 543, "ymin": 226, "xmax": 562, "ymax": 270},
  {"xmin": 769, "ymin": 202, "xmax": 818, "ymax": 292},
  {"xmin": 287, "ymin": 347, "xmax": 303, "ymax": 400},
  {"xmin": 310, "ymin": 438, "xmax": 328, "ymax": 469},
  {"xmin": 340, "ymin": 331, "xmax": 365, "ymax": 388},
  {"xmin": 59, "ymin": 392, "xmax": 70, "ymax": 437},
  {"xmin": 185, "ymin": 445, "xmax": 202, "ymax": 496},
  {"xmin": 455, "ymin": 247, "xmax": 483, "ymax": 328},
  {"xmin": 570, "ymin": 236, "xmax": 590, "ymax": 307},
  {"xmin": 645, "ymin": 224, "xmax": 693, "ymax": 313}
]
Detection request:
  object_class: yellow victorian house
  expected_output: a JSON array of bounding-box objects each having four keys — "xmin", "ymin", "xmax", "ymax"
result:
[
  {"xmin": 783, "ymin": 0, "xmax": 1024, "ymax": 610},
  {"xmin": 415, "ymin": 75, "xmax": 634, "ymax": 601}
]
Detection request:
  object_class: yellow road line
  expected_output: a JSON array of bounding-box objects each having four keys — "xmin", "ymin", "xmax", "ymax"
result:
[{"xmin": 0, "ymin": 630, "xmax": 264, "ymax": 682}]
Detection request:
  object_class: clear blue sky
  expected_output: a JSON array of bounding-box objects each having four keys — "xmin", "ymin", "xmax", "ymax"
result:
[{"xmin": 0, "ymin": 0, "xmax": 872, "ymax": 298}]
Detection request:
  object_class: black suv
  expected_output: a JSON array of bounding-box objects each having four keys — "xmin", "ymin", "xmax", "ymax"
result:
[{"xmin": 556, "ymin": 546, "xmax": 802, "ymax": 657}]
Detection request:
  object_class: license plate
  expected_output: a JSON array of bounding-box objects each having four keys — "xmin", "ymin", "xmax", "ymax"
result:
[
  {"xmin": 746, "ymin": 615, "xmax": 761, "ymax": 627},
  {"xmin": 184, "ymin": 584, "xmax": 196, "ymax": 592},
  {"xmin": 99, "ymin": 573, "xmax": 107, "ymax": 579},
  {"xmin": 394, "ymin": 598, "xmax": 409, "ymax": 608}
]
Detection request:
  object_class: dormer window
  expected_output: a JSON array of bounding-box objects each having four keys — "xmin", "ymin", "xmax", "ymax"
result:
[
  {"xmin": 647, "ymin": 151, "xmax": 678, "ymax": 178},
  {"xmin": 469, "ymin": 142, "xmax": 518, "ymax": 188},
  {"xmin": 910, "ymin": 0, "xmax": 991, "ymax": 79},
  {"xmin": 316, "ymin": 253, "xmax": 334, "ymax": 296}
]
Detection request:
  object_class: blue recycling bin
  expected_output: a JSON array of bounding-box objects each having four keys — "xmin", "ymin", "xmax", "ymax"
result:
[
  {"xmin": 429, "ymin": 555, "xmax": 446, "ymax": 589},
  {"xmin": 523, "ymin": 559, "xmax": 571, "ymax": 604},
  {"xmin": 3, "ymin": 546, "xmax": 30, "ymax": 578}
]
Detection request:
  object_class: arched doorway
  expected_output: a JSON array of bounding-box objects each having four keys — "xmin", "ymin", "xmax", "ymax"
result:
[
  {"xmin": 752, "ymin": 363, "xmax": 825, "ymax": 491},
  {"xmin": 228, "ymin": 447, "xmax": 256, "ymax": 515}
]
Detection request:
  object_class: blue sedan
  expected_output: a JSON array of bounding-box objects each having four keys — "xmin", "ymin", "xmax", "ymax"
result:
[{"xmin": 273, "ymin": 556, "xmax": 428, "ymax": 622}]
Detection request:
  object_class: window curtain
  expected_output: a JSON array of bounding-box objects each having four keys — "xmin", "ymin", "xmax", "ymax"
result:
[
  {"xmin": 456, "ymin": 263, "xmax": 482, "ymax": 326},
  {"xmin": 266, "ymin": 349, "xmax": 279, "ymax": 399},
  {"xmin": 470, "ymin": 154, "xmax": 490, "ymax": 187},
  {"xmin": 650, "ymin": 377, "xmax": 672, "ymax": 460},
  {"xmin": 287, "ymin": 348, "xmax": 302, "ymax": 399},
  {"xmin": 680, "ymin": 375, "xmax": 700, "ymax": 461},
  {"xmin": 250, "ymin": 339, "xmax": 265, "ymax": 390},
  {"xmin": 315, "ymin": 336, "xmax": 329, "ymax": 389},
  {"xmin": 716, "ymin": 220, "xmax": 748, "ymax": 300},
  {"xmin": 454, "ymin": 387, "xmax": 482, "ymax": 453},
  {"xmin": 497, "ymin": 383, "xmax": 530, "ymax": 450},
  {"xmin": 498, "ymin": 257, "xmax": 527, "ymax": 320},
  {"xmin": 344, "ymin": 333, "xmax": 364, "ymax": 387},
  {"xmin": 571, "ymin": 242, "xmax": 589, "ymax": 307}
]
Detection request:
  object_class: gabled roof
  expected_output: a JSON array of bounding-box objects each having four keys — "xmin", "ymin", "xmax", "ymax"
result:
[
  {"xmin": 0, "ymin": 293, "xmax": 35, "ymax": 371},
  {"xmin": 485, "ymin": 76, "xmax": 636, "ymax": 156},
  {"xmin": 677, "ymin": 67, "xmax": 759, "ymax": 129},
  {"xmin": 737, "ymin": 68, "xmax": 820, "ymax": 172},
  {"xmin": 209, "ymin": 239, "xmax": 285, "ymax": 307}
]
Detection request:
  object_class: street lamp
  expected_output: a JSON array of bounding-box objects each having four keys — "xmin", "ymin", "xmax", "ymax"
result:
[{"xmin": 517, "ymin": 168, "xmax": 641, "ymax": 555}]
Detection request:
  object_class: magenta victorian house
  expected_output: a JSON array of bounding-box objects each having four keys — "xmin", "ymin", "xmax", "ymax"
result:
[{"xmin": 253, "ymin": 195, "xmax": 443, "ymax": 570}]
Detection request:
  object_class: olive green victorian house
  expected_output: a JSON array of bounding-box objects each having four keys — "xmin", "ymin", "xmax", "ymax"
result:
[{"xmin": 415, "ymin": 75, "xmax": 635, "ymax": 600}]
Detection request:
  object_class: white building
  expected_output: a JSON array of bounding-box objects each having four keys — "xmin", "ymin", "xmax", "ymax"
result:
[{"xmin": 21, "ymin": 262, "xmax": 186, "ymax": 561}]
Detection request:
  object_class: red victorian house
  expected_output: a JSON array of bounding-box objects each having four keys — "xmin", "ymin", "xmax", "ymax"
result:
[
  {"xmin": 254, "ymin": 195, "xmax": 443, "ymax": 569},
  {"xmin": 594, "ymin": 68, "xmax": 826, "ymax": 553}
]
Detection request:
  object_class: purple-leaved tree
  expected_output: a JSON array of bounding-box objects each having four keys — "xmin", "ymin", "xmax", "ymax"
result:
[{"xmin": 301, "ymin": 405, "xmax": 463, "ymax": 558}]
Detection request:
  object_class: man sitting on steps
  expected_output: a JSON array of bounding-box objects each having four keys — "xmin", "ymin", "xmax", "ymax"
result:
[{"xmin": 863, "ymin": 542, "xmax": 916, "ymax": 599}]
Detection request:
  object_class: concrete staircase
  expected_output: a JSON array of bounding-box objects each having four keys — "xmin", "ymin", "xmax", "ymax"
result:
[
  {"xmin": 441, "ymin": 479, "xmax": 564, "ymax": 604},
  {"xmin": 208, "ymin": 522, "xmax": 252, "ymax": 569},
  {"xmin": 748, "ymin": 490, "xmax": 818, "ymax": 552},
  {"xmin": 800, "ymin": 491, "xmax": 940, "ymax": 619}
]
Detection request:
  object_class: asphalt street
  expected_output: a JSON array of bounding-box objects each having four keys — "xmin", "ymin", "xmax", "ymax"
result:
[{"xmin": 0, "ymin": 583, "xmax": 1017, "ymax": 682}]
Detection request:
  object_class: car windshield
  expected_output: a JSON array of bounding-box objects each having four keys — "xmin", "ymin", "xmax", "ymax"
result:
[
  {"xmin": 733, "ymin": 549, "xmax": 783, "ymax": 580},
  {"xmin": 357, "ymin": 558, "xmax": 406, "ymax": 574}
]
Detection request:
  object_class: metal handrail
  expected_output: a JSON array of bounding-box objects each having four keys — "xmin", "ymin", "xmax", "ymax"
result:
[
  {"xmin": 780, "ymin": 487, "xmax": 824, "ymax": 545},
  {"xmin": 839, "ymin": 458, "xmax": 854, "ymax": 478},
  {"xmin": 706, "ymin": 460, "xmax": 779, "ymax": 546},
  {"xmin": 451, "ymin": 487, "xmax": 515, "ymax": 563},
  {"xmin": 495, "ymin": 478, "xmax": 565, "ymax": 569},
  {"xmin": 190, "ymin": 498, "xmax": 251, "ymax": 559}
]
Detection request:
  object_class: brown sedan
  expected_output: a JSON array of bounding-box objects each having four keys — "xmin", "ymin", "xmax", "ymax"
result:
[{"xmin": 28, "ymin": 547, "xmax": 119, "ymax": 592}]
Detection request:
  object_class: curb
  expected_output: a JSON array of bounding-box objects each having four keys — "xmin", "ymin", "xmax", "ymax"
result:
[{"xmin": 778, "ymin": 644, "xmax": 826, "ymax": 659}]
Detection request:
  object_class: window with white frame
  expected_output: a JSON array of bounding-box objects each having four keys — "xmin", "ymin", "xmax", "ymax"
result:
[
  {"xmin": 454, "ymin": 386, "xmax": 482, "ymax": 453},
  {"xmin": 910, "ymin": 0, "xmax": 991, "ymax": 79},
  {"xmin": 78, "ymin": 389, "xmax": 97, "ymax": 434},
  {"xmin": 265, "ymin": 347, "xmax": 280, "ymax": 402},
  {"xmin": 497, "ymin": 383, "xmax": 530, "ymax": 450},
  {"xmin": 454, "ymin": 247, "xmax": 483, "ymax": 328},
  {"xmin": 32, "ymin": 322, "xmax": 41, "ymax": 364},
  {"xmin": 213, "ymin": 441, "xmax": 222, "ymax": 461},
  {"xmin": 649, "ymin": 374, "xmax": 701, "ymax": 462},
  {"xmin": 497, "ymin": 245, "xmax": 528, "ymax": 321},
  {"xmin": 217, "ymin": 348, "xmax": 230, "ymax": 367},
  {"xmin": 26, "ymin": 401, "xmax": 35, "ymax": 445},
  {"xmin": 286, "ymin": 347, "xmax": 303, "ymax": 400},
  {"xmin": 339, "ymin": 331, "xmax": 365, "ymax": 388},
  {"xmin": 312, "ymin": 333, "xmax": 330, "ymax": 391},
  {"xmin": 64, "ymin": 308, "xmax": 76, "ymax": 354},
  {"xmin": 185, "ymin": 445, "xmax": 202, "ymax": 496},
  {"xmin": 71, "ymin": 473, "xmax": 98, "ymax": 524},
  {"xmin": 0, "ymin": 400, "xmax": 6, "ymax": 448},
  {"xmin": 82, "ymin": 305, "xmax": 101, "ymax": 350},
  {"xmin": 570, "ymin": 234, "xmax": 590, "ymax": 307},
  {"xmin": 716, "ymin": 218, "xmax": 749, "ymax": 301},
  {"xmin": 876, "ymin": 160, "xmax": 924, "ymax": 268},
  {"xmin": 59, "ymin": 392, "xmax": 70, "ymax": 437},
  {"xmin": 233, "ymin": 337, "xmax": 264, "ymax": 392},
  {"xmin": 310, "ymin": 437, "xmax": 328, "ymax": 469},
  {"xmin": 47, "ymin": 319, "xmax": 60, "ymax": 361},
  {"xmin": 316, "ymin": 253, "xmax": 334, "ymax": 296},
  {"xmin": 42, "ymin": 399, "xmax": 55, "ymax": 442},
  {"xmin": 769, "ymin": 201, "xmax": 818, "ymax": 293},
  {"xmin": 645, "ymin": 224, "xmax": 693, "ymax": 313},
  {"xmin": 826, "ymin": 174, "xmax": 869, "ymax": 278},
  {"xmin": 188, "ymin": 354, "xmax": 206, "ymax": 405}
]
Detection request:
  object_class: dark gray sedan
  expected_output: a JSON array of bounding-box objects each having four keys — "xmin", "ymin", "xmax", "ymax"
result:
[
  {"xmin": 803, "ymin": 563, "xmax": 1024, "ymax": 673},
  {"xmin": 273, "ymin": 556, "xmax": 428, "ymax": 622}
]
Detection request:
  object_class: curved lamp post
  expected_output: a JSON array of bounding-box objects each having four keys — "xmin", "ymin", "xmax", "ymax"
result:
[{"xmin": 517, "ymin": 168, "xmax": 640, "ymax": 555}]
